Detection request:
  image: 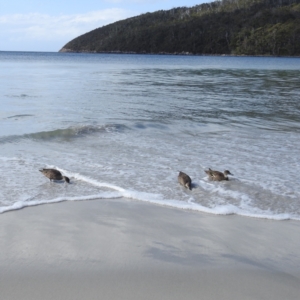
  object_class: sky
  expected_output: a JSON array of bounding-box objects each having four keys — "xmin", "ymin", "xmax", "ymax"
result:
[{"xmin": 0, "ymin": 0, "xmax": 209, "ymax": 52}]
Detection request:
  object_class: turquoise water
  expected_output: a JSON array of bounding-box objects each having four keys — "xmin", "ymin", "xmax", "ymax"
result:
[{"xmin": 1, "ymin": 52, "xmax": 300, "ymax": 219}]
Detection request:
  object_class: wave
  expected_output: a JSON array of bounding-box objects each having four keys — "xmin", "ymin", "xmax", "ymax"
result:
[
  {"xmin": 6, "ymin": 114, "xmax": 34, "ymax": 119},
  {"xmin": 0, "ymin": 192, "xmax": 123, "ymax": 214},
  {"xmin": 0, "ymin": 124, "xmax": 128, "ymax": 144},
  {"xmin": 28, "ymin": 124, "xmax": 127, "ymax": 140},
  {"xmin": 1, "ymin": 166, "xmax": 299, "ymax": 221},
  {"xmin": 5, "ymin": 94, "xmax": 34, "ymax": 98}
]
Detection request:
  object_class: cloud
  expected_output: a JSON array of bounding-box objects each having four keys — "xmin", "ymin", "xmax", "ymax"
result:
[{"xmin": 0, "ymin": 9, "xmax": 136, "ymax": 51}]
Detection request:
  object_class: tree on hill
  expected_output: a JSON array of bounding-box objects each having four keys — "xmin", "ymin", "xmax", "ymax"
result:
[{"xmin": 60, "ymin": 0, "xmax": 300, "ymax": 56}]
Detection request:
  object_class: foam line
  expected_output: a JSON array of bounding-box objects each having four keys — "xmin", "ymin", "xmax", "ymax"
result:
[
  {"xmin": 0, "ymin": 192, "xmax": 123, "ymax": 214},
  {"xmin": 53, "ymin": 167, "xmax": 300, "ymax": 221},
  {"xmin": 1, "ymin": 165, "xmax": 299, "ymax": 221}
]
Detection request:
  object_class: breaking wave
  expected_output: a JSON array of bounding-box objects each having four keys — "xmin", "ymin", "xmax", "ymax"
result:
[{"xmin": 0, "ymin": 124, "xmax": 128, "ymax": 144}]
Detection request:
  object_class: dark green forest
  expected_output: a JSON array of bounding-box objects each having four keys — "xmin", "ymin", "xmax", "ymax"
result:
[{"xmin": 60, "ymin": 0, "xmax": 300, "ymax": 56}]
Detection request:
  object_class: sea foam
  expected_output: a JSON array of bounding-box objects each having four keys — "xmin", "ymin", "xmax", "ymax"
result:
[{"xmin": 1, "ymin": 165, "xmax": 298, "ymax": 221}]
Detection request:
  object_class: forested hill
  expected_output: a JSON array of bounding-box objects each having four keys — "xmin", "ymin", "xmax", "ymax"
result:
[{"xmin": 59, "ymin": 0, "xmax": 300, "ymax": 56}]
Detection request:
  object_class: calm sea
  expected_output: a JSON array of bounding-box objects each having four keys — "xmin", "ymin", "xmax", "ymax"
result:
[{"xmin": 1, "ymin": 51, "xmax": 300, "ymax": 220}]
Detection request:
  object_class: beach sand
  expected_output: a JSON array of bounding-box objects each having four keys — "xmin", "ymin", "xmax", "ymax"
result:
[{"xmin": 0, "ymin": 198, "xmax": 299, "ymax": 300}]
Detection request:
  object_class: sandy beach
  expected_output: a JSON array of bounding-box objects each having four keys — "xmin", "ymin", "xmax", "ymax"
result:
[{"xmin": 0, "ymin": 198, "xmax": 299, "ymax": 300}]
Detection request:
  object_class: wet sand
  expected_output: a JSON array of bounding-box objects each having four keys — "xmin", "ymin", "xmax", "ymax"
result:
[{"xmin": 0, "ymin": 198, "xmax": 299, "ymax": 300}]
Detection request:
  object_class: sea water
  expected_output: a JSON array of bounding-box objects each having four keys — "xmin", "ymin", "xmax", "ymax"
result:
[{"xmin": 0, "ymin": 51, "xmax": 300, "ymax": 220}]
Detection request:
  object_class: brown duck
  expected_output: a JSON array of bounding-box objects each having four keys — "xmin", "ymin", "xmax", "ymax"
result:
[
  {"xmin": 178, "ymin": 171, "xmax": 192, "ymax": 190},
  {"xmin": 205, "ymin": 168, "xmax": 233, "ymax": 181},
  {"xmin": 39, "ymin": 168, "xmax": 70, "ymax": 183}
]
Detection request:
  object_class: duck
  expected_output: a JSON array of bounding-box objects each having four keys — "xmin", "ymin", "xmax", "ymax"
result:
[
  {"xmin": 205, "ymin": 168, "xmax": 233, "ymax": 181},
  {"xmin": 178, "ymin": 171, "xmax": 192, "ymax": 190},
  {"xmin": 39, "ymin": 168, "xmax": 70, "ymax": 183}
]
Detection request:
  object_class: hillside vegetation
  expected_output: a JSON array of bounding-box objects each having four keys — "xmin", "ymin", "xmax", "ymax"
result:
[{"xmin": 60, "ymin": 0, "xmax": 300, "ymax": 56}]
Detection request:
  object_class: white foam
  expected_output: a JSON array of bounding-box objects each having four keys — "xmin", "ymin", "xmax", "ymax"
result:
[
  {"xmin": 0, "ymin": 192, "xmax": 122, "ymax": 214},
  {"xmin": 0, "ymin": 156, "xmax": 23, "ymax": 162},
  {"xmin": 1, "ymin": 164, "xmax": 299, "ymax": 221},
  {"xmin": 2, "ymin": 188, "xmax": 297, "ymax": 221},
  {"xmin": 57, "ymin": 167, "xmax": 165, "ymax": 202}
]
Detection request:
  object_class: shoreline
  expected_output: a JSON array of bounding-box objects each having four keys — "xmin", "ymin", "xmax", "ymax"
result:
[
  {"xmin": 1, "ymin": 193, "xmax": 299, "ymax": 221},
  {"xmin": 1, "ymin": 50, "xmax": 299, "ymax": 59},
  {"xmin": 1, "ymin": 198, "xmax": 299, "ymax": 299},
  {"xmin": 58, "ymin": 48, "xmax": 300, "ymax": 58}
]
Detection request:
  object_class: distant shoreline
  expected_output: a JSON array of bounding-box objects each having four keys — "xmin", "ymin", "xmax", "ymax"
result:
[
  {"xmin": 58, "ymin": 48, "xmax": 300, "ymax": 58},
  {"xmin": 0, "ymin": 50, "xmax": 299, "ymax": 58}
]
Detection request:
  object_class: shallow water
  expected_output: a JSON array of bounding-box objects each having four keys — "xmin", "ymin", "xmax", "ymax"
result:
[{"xmin": 1, "ymin": 52, "xmax": 300, "ymax": 220}]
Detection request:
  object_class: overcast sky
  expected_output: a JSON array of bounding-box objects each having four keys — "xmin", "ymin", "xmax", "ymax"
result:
[{"xmin": 0, "ymin": 0, "xmax": 210, "ymax": 52}]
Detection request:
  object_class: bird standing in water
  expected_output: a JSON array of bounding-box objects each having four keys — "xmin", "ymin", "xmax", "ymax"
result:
[
  {"xmin": 178, "ymin": 171, "xmax": 192, "ymax": 190},
  {"xmin": 39, "ymin": 168, "xmax": 70, "ymax": 183},
  {"xmin": 205, "ymin": 168, "xmax": 233, "ymax": 181}
]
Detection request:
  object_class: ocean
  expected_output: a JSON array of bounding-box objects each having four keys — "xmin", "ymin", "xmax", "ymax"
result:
[{"xmin": 1, "ymin": 51, "xmax": 300, "ymax": 220}]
